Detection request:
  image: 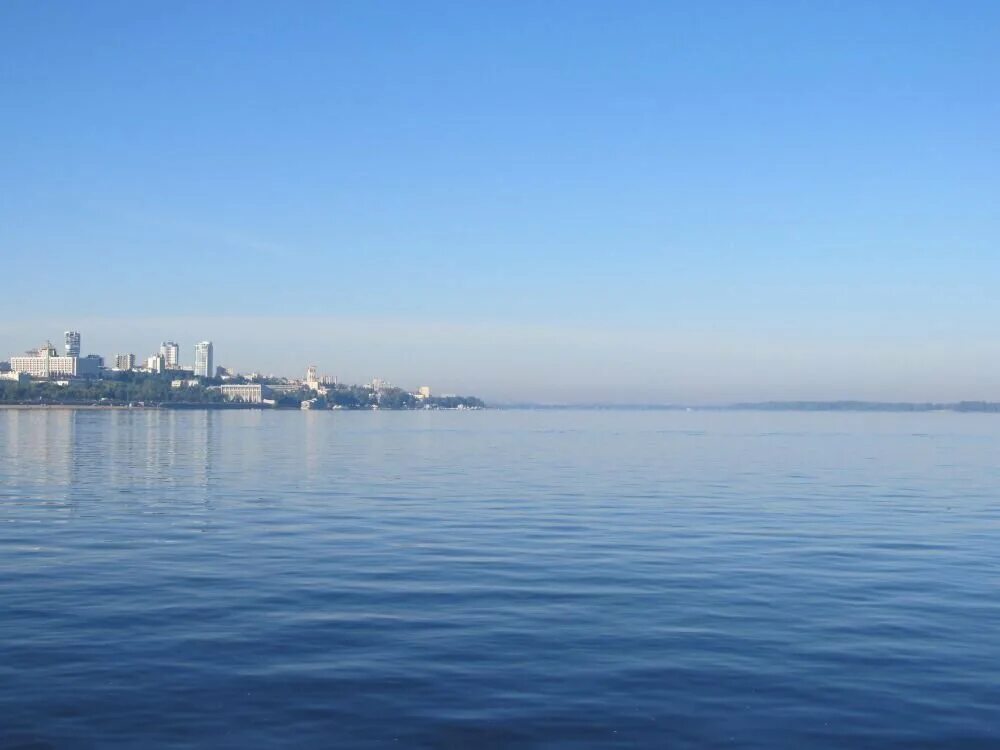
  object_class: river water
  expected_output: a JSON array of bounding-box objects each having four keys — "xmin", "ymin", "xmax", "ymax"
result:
[{"xmin": 1, "ymin": 408, "xmax": 998, "ymax": 747}]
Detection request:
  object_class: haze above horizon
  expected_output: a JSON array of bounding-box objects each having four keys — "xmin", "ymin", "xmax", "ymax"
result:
[{"xmin": 2, "ymin": 2, "xmax": 998, "ymax": 403}]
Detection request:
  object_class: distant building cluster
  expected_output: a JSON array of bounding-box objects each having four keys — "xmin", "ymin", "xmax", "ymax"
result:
[
  {"xmin": 1, "ymin": 328, "xmax": 453, "ymax": 409},
  {"xmin": 3, "ymin": 331, "xmax": 219, "ymax": 382}
]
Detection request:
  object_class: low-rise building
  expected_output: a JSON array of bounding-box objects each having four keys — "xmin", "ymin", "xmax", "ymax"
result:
[
  {"xmin": 266, "ymin": 383, "xmax": 303, "ymax": 395},
  {"xmin": 0, "ymin": 371, "xmax": 30, "ymax": 384},
  {"xmin": 218, "ymin": 383, "xmax": 265, "ymax": 403}
]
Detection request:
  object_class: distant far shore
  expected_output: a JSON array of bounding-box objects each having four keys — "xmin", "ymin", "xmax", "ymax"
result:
[{"xmin": 498, "ymin": 401, "xmax": 1000, "ymax": 413}]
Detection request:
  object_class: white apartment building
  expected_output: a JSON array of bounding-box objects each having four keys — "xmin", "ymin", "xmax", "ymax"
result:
[
  {"xmin": 194, "ymin": 341, "xmax": 213, "ymax": 378},
  {"xmin": 115, "ymin": 353, "xmax": 136, "ymax": 371},
  {"xmin": 160, "ymin": 341, "xmax": 180, "ymax": 369}
]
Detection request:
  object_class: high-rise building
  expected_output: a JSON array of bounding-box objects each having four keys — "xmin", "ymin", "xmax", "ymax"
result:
[
  {"xmin": 194, "ymin": 341, "xmax": 214, "ymax": 378},
  {"xmin": 115, "ymin": 353, "xmax": 136, "ymax": 371},
  {"xmin": 64, "ymin": 331, "xmax": 81, "ymax": 358},
  {"xmin": 146, "ymin": 354, "xmax": 165, "ymax": 374},
  {"xmin": 160, "ymin": 341, "xmax": 180, "ymax": 369}
]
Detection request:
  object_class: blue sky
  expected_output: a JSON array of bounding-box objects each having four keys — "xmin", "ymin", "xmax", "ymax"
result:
[{"xmin": 1, "ymin": 1, "xmax": 998, "ymax": 402}]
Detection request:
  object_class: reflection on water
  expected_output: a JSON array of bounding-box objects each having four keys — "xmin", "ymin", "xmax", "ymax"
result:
[
  {"xmin": 1, "ymin": 408, "xmax": 999, "ymax": 748},
  {"xmin": 2, "ymin": 409, "xmax": 221, "ymax": 505}
]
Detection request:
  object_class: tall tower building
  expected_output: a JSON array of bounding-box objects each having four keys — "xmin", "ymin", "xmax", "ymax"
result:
[
  {"xmin": 194, "ymin": 341, "xmax": 214, "ymax": 378},
  {"xmin": 160, "ymin": 341, "xmax": 180, "ymax": 369},
  {"xmin": 64, "ymin": 331, "xmax": 81, "ymax": 358}
]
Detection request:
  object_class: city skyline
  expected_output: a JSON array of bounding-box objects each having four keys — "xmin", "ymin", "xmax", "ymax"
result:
[
  {"xmin": 5, "ymin": 316, "xmax": 1000, "ymax": 405},
  {"xmin": 2, "ymin": 326, "xmax": 417, "ymax": 395},
  {"xmin": 2, "ymin": 3, "xmax": 998, "ymax": 403}
]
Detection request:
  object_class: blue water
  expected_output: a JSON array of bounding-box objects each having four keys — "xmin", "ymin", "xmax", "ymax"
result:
[{"xmin": 1, "ymin": 408, "xmax": 998, "ymax": 748}]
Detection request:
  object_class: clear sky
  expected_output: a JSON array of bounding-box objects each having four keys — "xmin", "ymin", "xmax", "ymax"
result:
[{"xmin": 1, "ymin": 1, "xmax": 998, "ymax": 403}]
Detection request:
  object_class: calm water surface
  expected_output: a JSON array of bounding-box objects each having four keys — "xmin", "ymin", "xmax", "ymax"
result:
[{"xmin": 1, "ymin": 408, "xmax": 998, "ymax": 748}]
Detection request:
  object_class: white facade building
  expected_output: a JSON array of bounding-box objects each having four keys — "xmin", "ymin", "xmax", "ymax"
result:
[
  {"xmin": 10, "ymin": 346, "xmax": 100, "ymax": 379},
  {"xmin": 218, "ymin": 383, "xmax": 264, "ymax": 403},
  {"xmin": 194, "ymin": 341, "xmax": 214, "ymax": 378}
]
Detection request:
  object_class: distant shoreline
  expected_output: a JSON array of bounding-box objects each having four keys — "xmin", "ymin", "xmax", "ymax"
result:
[{"xmin": 498, "ymin": 402, "xmax": 1000, "ymax": 413}]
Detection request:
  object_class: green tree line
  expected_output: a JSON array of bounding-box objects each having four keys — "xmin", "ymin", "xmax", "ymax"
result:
[
  {"xmin": 0, "ymin": 373, "xmax": 486, "ymax": 409},
  {"xmin": 0, "ymin": 374, "xmax": 224, "ymax": 405}
]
